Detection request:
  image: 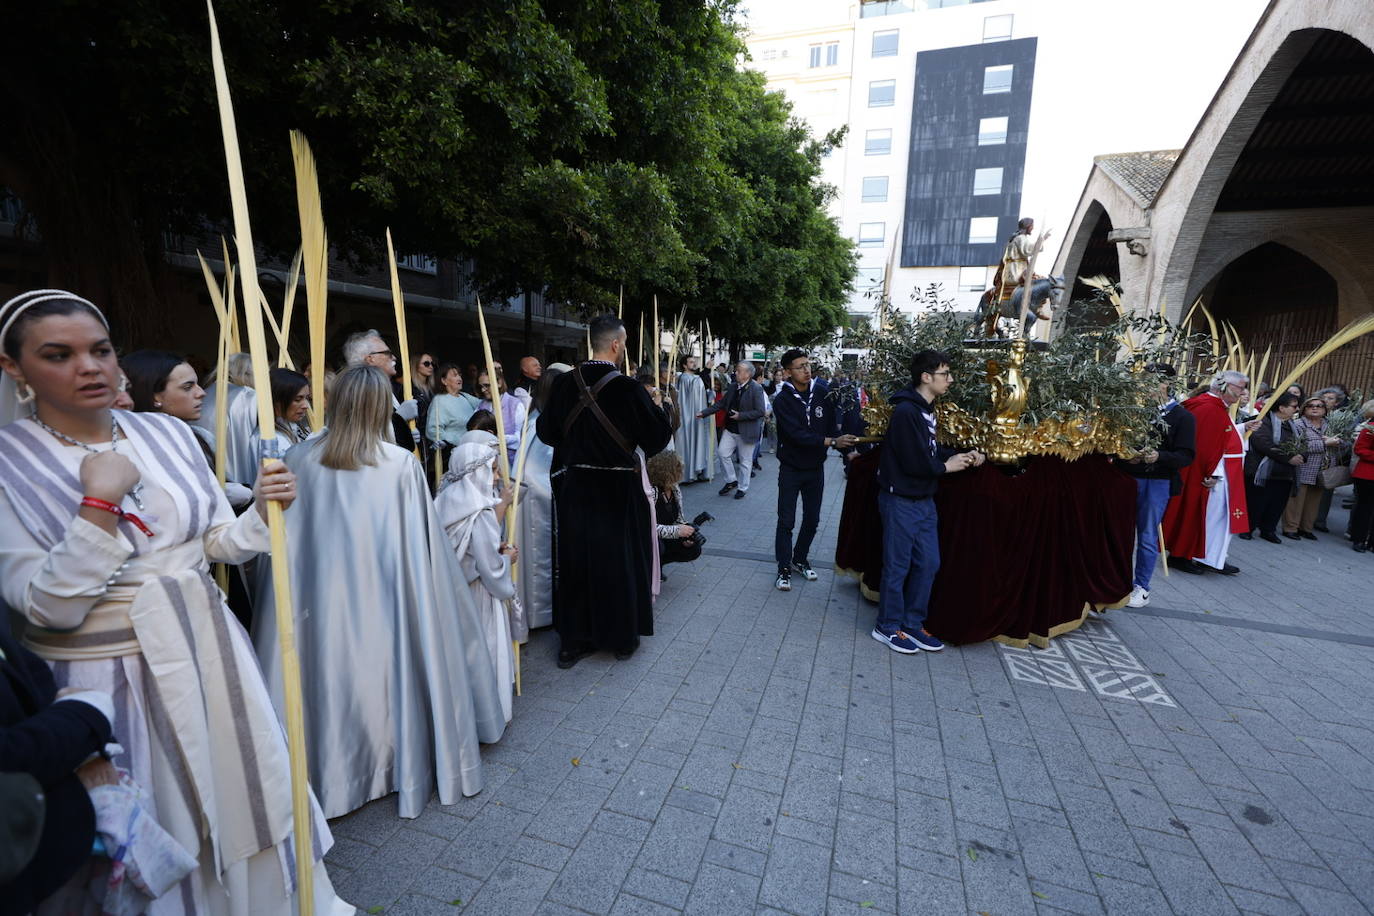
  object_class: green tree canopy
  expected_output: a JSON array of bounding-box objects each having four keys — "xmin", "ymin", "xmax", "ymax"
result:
[{"xmin": 2, "ymin": 0, "xmax": 853, "ymax": 345}]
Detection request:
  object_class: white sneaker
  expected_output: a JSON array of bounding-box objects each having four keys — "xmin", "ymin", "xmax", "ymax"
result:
[{"xmin": 1127, "ymin": 586, "xmax": 1149, "ymax": 608}]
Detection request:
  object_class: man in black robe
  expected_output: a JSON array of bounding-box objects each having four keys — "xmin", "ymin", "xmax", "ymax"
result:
[{"xmin": 537, "ymin": 314, "xmax": 673, "ymax": 668}]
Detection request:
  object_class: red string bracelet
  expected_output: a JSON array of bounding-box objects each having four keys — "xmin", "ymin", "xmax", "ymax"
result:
[{"xmin": 80, "ymin": 497, "xmax": 155, "ymax": 538}]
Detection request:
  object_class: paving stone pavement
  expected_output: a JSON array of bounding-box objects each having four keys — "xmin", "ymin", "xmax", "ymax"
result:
[{"xmin": 330, "ymin": 452, "xmax": 1374, "ymax": 915}]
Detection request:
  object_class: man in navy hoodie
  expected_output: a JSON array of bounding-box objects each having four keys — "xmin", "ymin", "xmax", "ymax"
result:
[
  {"xmin": 772, "ymin": 349, "xmax": 857, "ymax": 591},
  {"xmin": 873, "ymin": 350, "xmax": 984, "ymax": 653}
]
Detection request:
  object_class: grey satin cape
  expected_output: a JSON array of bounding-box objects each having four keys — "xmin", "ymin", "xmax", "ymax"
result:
[
  {"xmin": 673, "ymin": 371, "xmax": 712, "ymax": 482},
  {"xmin": 515, "ymin": 410, "xmax": 555, "ymax": 630},
  {"xmin": 251, "ymin": 437, "xmax": 507, "ymax": 820},
  {"xmin": 192, "ymin": 382, "xmax": 261, "ymax": 485}
]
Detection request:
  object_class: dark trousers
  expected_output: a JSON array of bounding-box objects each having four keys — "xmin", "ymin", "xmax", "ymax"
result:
[
  {"xmin": 660, "ymin": 536, "xmax": 702, "ymax": 566},
  {"xmin": 1256, "ymin": 478, "xmax": 1294, "ymax": 536},
  {"xmin": 1351, "ymin": 479, "xmax": 1374, "ymax": 547},
  {"xmin": 875, "ymin": 490, "xmax": 939, "ymax": 635},
  {"xmin": 775, "ymin": 464, "xmax": 824, "ymax": 570}
]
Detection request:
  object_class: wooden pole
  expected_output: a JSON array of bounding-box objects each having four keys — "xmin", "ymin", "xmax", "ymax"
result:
[
  {"xmin": 199, "ymin": 252, "xmax": 233, "ymax": 593},
  {"xmin": 386, "ymin": 229, "xmax": 419, "ymax": 456},
  {"xmin": 653, "ymin": 296, "xmax": 660, "ymax": 387},
  {"xmin": 206, "ymin": 3, "xmax": 313, "ymax": 911},
  {"xmin": 477, "ymin": 298, "xmax": 518, "ymax": 693}
]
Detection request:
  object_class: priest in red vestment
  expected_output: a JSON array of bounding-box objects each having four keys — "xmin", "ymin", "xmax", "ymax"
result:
[{"xmin": 1162, "ymin": 371, "xmax": 1251, "ymax": 574}]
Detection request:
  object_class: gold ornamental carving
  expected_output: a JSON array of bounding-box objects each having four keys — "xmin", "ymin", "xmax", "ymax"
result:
[{"xmin": 858, "ymin": 337, "xmax": 1135, "ymax": 463}]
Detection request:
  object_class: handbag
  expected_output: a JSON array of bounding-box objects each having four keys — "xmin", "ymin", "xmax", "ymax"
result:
[{"xmin": 1321, "ymin": 462, "xmax": 1351, "ymax": 489}]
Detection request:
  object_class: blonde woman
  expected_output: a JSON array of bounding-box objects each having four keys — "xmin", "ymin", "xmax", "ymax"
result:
[{"xmin": 252, "ymin": 366, "xmax": 505, "ymax": 819}]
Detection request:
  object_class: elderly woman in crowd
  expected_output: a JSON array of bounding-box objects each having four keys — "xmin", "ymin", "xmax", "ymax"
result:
[
  {"xmin": 1283, "ymin": 396, "xmax": 1343, "ymax": 539},
  {"xmin": 252, "ymin": 366, "xmax": 505, "ymax": 820},
  {"xmin": 1248, "ymin": 393, "xmax": 1303, "ymax": 543}
]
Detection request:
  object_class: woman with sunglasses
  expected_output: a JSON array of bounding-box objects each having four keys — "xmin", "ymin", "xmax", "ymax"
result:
[{"xmin": 1283, "ymin": 397, "xmax": 1342, "ymax": 539}]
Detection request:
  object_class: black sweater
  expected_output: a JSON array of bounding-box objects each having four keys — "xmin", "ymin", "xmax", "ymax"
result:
[
  {"xmin": 1118, "ymin": 402, "xmax": 1197, "ymax": 495},
  {"xmin": 877, "ymin": 387, "xmax": 955, "ymax": 499},
  {"xmin": 773, "ymin": 379, "xmax": 841, "ymax": 471}
]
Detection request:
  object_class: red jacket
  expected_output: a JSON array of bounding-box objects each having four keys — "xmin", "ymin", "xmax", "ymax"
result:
[{"xmin": 1354, "ymin": 426, "xmax": 1374, "ymax": 481}]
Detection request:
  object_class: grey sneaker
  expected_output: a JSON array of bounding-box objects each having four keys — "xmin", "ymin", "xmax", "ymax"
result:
[
  {"xmin": 792, "ymin": 561, "xmax": 818, "ymax": 581},
  {"xmin": 775, "ymin": 569, "xmax": 792, "ymax": 591}
]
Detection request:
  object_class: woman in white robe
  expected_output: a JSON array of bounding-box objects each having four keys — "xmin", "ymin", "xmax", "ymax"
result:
[
  {"xmin": 436, "ymin": 438, "xmax": 518, "ymax": 723},
  {"xmin": 0, "ymin": 290, "xmax": 349, "ymax": 915},
  {"xmin": 252, "ymin": 366, "xmax": 506, "ymax": 820}
]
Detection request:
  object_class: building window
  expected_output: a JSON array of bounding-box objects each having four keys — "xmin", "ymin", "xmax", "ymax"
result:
[
  {"xmin": 872, "ymin": 30, "xmax": 899, "ymax": 58},
  {"xmin": 973, "ymin": 167, "xmax": 1003, "ymax": 196},
  {"xmin": 977, "ymin": 116, "xmax": 1008, "ymax": 146},
  {"xmin": 399, "ymin": 253, "xmax": 438, "ymax": 274},
  {"xmin": 810, "ymin": 42, "xmax": 839, "ymax": 67},
  {"xmin": 983, "ymin": 14, "xmax": 1013, "ymax": 42},
  {"xmin": 856, "ymin": 266, "xmax": 885, "ymax": 290},
  {"xmin": 868, "ymin": 79, "xmax": 896, "ymax": 108},
  {"xmin": 958, "ymin": 266, "xmax": 991, "ymax": 292},
  {"xmin": 864, "ymin": 129, "xmax": 893, "ymax": 156},
  {"xmin": 861, "ymin": 176, "xmax": 890, "ymax": 203},
  {"xmin": 968, "ymin": 217, "xmax": 999, "ymax": 244},
  {"xmin": 983, "ymin": 64, "xmax": 1013, "ymax": 94},
  {"xmin": 858, "ymin": 222, "xmax": 886, "ymax": 248}
]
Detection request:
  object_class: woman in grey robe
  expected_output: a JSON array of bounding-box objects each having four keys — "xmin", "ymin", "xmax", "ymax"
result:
[
  {"xmin": 513, "ymin": 364, "xmax": 567, "ymax": 630},
  {"xmin": 252, "ymin": 366, "xmax": 506, "ymax": 820}
]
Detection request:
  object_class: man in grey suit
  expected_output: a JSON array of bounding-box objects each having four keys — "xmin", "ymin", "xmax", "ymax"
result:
[{"xmin": 699, "ymin": 361, "xmax": 767, "ymax": 500}]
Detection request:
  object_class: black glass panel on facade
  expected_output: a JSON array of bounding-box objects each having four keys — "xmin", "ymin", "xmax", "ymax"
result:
[{"xmin": 901, "ymin": 37, "xmax": 1037, "ymax": 269}]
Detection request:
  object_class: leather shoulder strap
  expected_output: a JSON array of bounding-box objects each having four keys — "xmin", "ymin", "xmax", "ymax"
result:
[{"xmin": 564, "ymin": 367, "xmax": 635, "ymax": 455}]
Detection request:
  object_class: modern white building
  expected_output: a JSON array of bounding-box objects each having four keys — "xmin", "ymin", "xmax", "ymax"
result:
[
  {"xmin": 742, "ymin": 0, "xmax": 1270, "ymax": 349},
  {"xmin": 745, "ymin": 0, "xmax": 1043, "ymax": 335}
]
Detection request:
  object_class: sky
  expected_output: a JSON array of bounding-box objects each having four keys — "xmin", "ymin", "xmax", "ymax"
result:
[{"xmin": 739, "ymin": 0, "xmax": 1272, "ymax": 257}]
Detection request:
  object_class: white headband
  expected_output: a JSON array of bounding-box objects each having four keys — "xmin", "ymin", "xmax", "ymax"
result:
[{"xmin": 0, "ymin": 289, "xmax": 107, "ymax": 356}]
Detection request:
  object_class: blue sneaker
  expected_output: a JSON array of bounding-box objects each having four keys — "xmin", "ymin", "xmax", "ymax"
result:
[
  {"xmin": 871, "ymin": 627, "xmax": 920, "ymax": 655},
  {"xmin": 909, "ymin": 628, "xmax": 944, "ymax": 652}
]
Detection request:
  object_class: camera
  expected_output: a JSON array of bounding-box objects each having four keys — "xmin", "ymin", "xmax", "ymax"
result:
[{"xmin": 684, "ymin": 511, "xmax": 713, "ymax": 549}]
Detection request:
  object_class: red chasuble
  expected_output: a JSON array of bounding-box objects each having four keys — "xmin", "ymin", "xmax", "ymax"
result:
[{"xmin": 1161, "ymin": 393, "xmax": 1249, "ymax": 560}]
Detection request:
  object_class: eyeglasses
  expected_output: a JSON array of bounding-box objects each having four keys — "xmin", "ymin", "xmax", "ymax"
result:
[
  {"xmin": 787, "ymin": 363, "xmax": 811, "ymax": 372},
  {"xmin": 420, "ymin": 360, "xmax": 433, "ymax": 368},
  {"xmin": 369, "ymin": 349, "xmax": 394, "ymax": 359},
  {"xmin": 932, "ymin": 370, "xmax": 954, "ymax": 380}
]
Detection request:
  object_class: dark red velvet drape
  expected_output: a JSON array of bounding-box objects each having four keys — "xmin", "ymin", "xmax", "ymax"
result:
[{"xmin": 833, "ymin": 446, "xmax": 1136, "ymax": 645}]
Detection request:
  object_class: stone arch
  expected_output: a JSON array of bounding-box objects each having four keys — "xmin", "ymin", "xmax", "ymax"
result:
[
  {"xmin": 1161, "ymin": 26, "xmax": 1374, "ymax": 319},
  {"xmin": 1187, "ymin": 231, "xmax": 1370, "ymax": 325},
  {"xmin": 1057, "ymin": 201, "xmax": 1121, "ymax": 330}
]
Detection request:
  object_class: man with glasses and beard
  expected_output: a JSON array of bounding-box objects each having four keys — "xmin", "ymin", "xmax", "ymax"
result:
[{"xmin": 771, "ymin": 349, "xmax": 857, "ymax": 592}]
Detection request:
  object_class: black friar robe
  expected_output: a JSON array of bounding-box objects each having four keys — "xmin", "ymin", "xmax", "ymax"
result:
[{"xmin": 537, "ymin": 361, "xmax": 673, "ymax": 652}]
